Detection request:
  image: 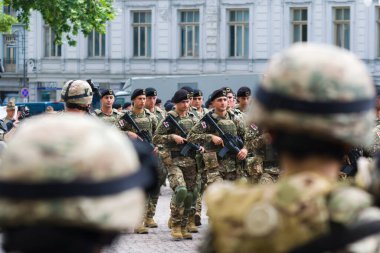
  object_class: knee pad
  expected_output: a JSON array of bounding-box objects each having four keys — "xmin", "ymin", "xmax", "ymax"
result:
[
  {"xmin": 174, "ymin": 186, "xmax": 187, "ymax": 205},
  {"xmin": 184, "ymin": 192, "xmax": 194, "ymax": 210}
]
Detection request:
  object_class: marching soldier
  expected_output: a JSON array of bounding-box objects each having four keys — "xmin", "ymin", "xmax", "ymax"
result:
[
  {"xmin": 153, "ymin": 89, "xmax": 202, "ymax": 240},
  {"xmin": 202, "ymin": 43, "xmax": 380, "ymax": 253},
  {"xmin": 145, "ymin": 87, "xmax": 166, "ymax": 122},
  {"xmin": 2, "ymin": 100, "xmax": 16, "ymax": 124},
  {"xmin": 118, "ymin": 88, "xmax": 158, "ymax": 234},
  {"xmin": 61, "ymin": 80, "xmax": 93, "ymax": 114},
  {"xmin": 191, "ymin": 89, "xmax": 208, "ymax": 119},
  {"xmin": 235, "ymin": 86, "xmax": 251, "ymax": 113},
  {"xmin": 188, "ymin": 88, "xmax": 248, "ymax": 185},
  {"xmin": 94, "ymin": 89, "xmax": 121, "ymax": 126}
]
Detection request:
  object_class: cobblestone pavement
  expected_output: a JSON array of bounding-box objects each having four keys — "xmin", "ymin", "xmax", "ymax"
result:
[{"xmin": 104, "ymin": 185, "xmax": 208, "ymax": 253}]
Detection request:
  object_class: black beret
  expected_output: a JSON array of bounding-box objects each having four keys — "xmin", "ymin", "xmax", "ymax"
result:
[
  {"xmin": 210, "ymin": 88, "xmax": 227, "ymax": 101},
  {"xmin": 112, "ymin": 103, "xmax": 122, "ymax": 109},
  {"xmin": 122, "ymin": 102, "xmax": 132, "ymax": 109},
  {"xmin": 146, "ymin": 87, "xmax": 157, "ymax": 97},
  {"xmin": 131, "ymin": 89, "xmax": 146, "ymax": 100},
  {"xmin": 237, "ymin": 86, "xmax": 251, "ymax": 97},
  {"xmin": 181, "ymin": 86, "xmax": 194, "ymax": 97},
  {"xmin": 172, "ymin": 89, "xmax": 190, "ymax": 103},
  {"xmin": 193, "ymin": 89, "xmax": 203, "ymax": 97},
  {"xmin": 101, "ymin": 89, "xmax": 115, "ymax": 98},
  {"xmin": 156, "ymin": 98, "xmax": 162, "ymax": 104},
  {"xmin": 164, "ymin": 102, "xmax": 174, "ymax": 112},
  {"xmin": 222, "ymin": 87, "xmax": 234, "ymax": 94}
]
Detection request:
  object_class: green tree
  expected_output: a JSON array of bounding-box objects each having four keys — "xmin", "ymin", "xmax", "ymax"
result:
[{"xmin": 3, "ymin": 0, "xmax": 115, "ymax": 46}]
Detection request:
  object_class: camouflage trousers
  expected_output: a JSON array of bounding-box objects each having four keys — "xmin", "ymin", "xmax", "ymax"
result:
[
  {"xmin": 168, "ymin": 156, "xmax": 197, "ymax": 227},
  {"xmin": 203, "ymin": 152, "xmax": 241, "ymax": 185},
  {"xmin": 146, "ymin": 158, "xmax": 168, "ymax": 219},
  {"xmin": 246, "ymin": 155, "xmax": 280, "ymax": 184}
]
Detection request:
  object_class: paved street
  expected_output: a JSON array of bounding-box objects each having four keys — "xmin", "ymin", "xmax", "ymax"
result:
[{"xmin": 104, "ymin": 185, "xmax": 208, "ymax": 253}]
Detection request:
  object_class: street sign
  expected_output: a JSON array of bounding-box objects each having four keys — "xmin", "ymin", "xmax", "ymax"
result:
[{"xmin": 21, "ymin": 88, "xmax": 29, "ymax": 98}]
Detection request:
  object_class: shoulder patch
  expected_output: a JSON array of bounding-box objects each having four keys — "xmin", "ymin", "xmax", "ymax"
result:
[
  {"xmin": 119, "ymin": 120, "xmax": 125, "ymax": 127},
  {"xmin": 163, "ymin": 121, "xmax": 170, "ymax": 128},
  {"xmin": 201, "ymin": 121, "xmax": 207, "ymax": 129},
  {"xmin": 250, "ymin": 123, "xmax": 258, "ymax": 131}
]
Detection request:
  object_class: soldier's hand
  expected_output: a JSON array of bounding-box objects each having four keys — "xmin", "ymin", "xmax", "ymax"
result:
[
  {"xmin": 171, "ymin": 134, "xmax": 186, "ymax": 144},
  {"xmin": 237, "ymin": 148, "xmax": 248, "ymax": 160},
  {"xmin": 199, "ymin": 146, "xmax": 205, "ymax": 153},
  {"xmin": 211, "ymin": 135, "xmax": 224, "ymax": 146},
  {"xmin": 127, "ymin": 131, "xmax": 142, "ymax": 141}
]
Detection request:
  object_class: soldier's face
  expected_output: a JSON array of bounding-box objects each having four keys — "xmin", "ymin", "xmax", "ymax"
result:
[
  {"xmin": 101, "ymin": 95, "xmax": 115, "ymax": 108},
  {"xmin": 6, "ymin": 109, "xmax": 15, "ymax": 118},
  {"xmin": 227, "ymin": 93, "xmax": 235, "ymax": 109},
  {"xmin": 176, "ymin": 99, "xmax": 190, "ymax": 113},
  {"xmin": 146, "ymin": 96, "xmax": 157, "ymax": 108},
  {"xmin": 192, "ymin": 96, "xmax": 203, "ymax": 109},
  {"xmin": 239, "ymin": 96, "xmax": 250, "ymax": 108},
  {"xmin": 133, "ymin": 95, "xmax": 146, "ymax": 110},
  {"xmin": 214, "ymin": 97, "xmax": 228, "ymax": 112}
]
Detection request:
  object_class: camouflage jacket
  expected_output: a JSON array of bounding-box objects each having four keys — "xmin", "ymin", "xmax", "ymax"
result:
[
  {"xmin": 152, "ymin": 106, "xmax": 166, "ymax": 123},
  {"xmin": 153, "ymin": 110, "xmax": 198, "ymax": 152},
  {"xmin": 94, "ymin": 108, "xmax": 121, "ymax": 127},
  {"xmin": 245, "ymin": 122, "xmax": 265, "ymax": 155},
  {"xmin": 191, "ymin": 107, "xmax": 209, "ymax": 119},
  {"xmin": 118, "ymin": 108, "xmax": 158, "ymax": 137},
  {"xmin": 369, "ymin": 118, "xmax": 380, "ymax": 157},
  {"xmin": 204, "ymin": 172, "xmax": 375, "ymax": 253},
  {"xmin": 188, "ymin": 110, "xmax": 246, "ymax": 154}
]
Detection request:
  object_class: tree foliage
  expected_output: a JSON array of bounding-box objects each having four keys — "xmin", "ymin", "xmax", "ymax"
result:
[
  {"xmin": 0, "ymin": 1, "xmax": 17, "ymax": 33},
  {"xmin": 3, "ymin": 0, "xmax": 115, "ymax": 46}
]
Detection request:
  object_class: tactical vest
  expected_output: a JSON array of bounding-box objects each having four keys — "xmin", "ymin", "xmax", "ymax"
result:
[
  {"xmin": 164, "ymin": 112, "xmax": 195, "ymax": 151},
  {"xmin": 206, "ymin": 112, "xmax": 238, "ymax": 152},
  {"xmin": 130, "ymin": 110, "xmax": 154, "ymax": 135},
  {"xmin": 95, "ymin": 109, "xmax": 119, "ymax": 126}
]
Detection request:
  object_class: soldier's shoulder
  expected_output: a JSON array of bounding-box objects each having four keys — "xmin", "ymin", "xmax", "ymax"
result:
[
  {"xmin": 112, "ymin": 108, "xmax": 121, "ymax": 115},
  {"xmin": 94, "ymin": 109, "xmax": 102, "ymax": 115},
  {"xmin": 155, "ymin": 106, "xmax": 164, "ymax": 113},
  {"xmin": 167, "ymin": 110, "xmax": 179, "ymax": 117}
]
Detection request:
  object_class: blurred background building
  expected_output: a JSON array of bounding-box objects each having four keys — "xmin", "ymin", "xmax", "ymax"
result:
[{"xmin": 0, "ymin": 0, "xmax": 379, "ymax": 102}]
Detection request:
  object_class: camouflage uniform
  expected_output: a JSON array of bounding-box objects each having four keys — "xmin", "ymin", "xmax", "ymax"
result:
[
  {"xmin": 94, "ymin": 108, "xmax": 121, "ymax": 126},
  {"xmin": 153, "ymin": 110, "xmax": 199, "ymax": 238},
  {"xmin": 191, "ymin": 106, "xmax": 209, "ymax": 119},
  {"xmin": 188, "ymin": 110, "xmax": 246, "ymax": 185},
  {"xmin": 202, "ymin": 44, "xmax": 380, "ymax": 253},
  {"xmin": 369, "ymin": 118, "xmax": 380, "ymax": 156},
  {"xmin": 118, "ymin": 108, "xmax": 158, "ymax": 232}
]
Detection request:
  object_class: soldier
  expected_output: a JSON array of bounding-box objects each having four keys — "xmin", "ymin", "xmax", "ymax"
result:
[
  {"xmin": 61, "ymin": 80, "xmax": 93, "ymax": 114},
  {"xmin": 369, "ymin": 86, "xmax": 380, "ymax": 156},
  {"xmin": 156, "ymin": 98, "xmax": 162, "ymax": 109},
  {"xmin": 153, "ymin": 89, "xmax": 202, "ymax": 240},
  {"xmin": 145, "ymin": 87, "xmax": 166, "ymax": 122},
  {"xmin": 188, "ymin": 88, "xmax": 248, "ymax": 185},
  {"xmin": 94, "ymin": 89, "xmax": 121, "ymax": 126},
  {"xmin": 201, "ymin": 43, "xmax": 380, "ymax": 253},
  {"xmin": 223, "ymin": 87, "xmax": 243, "ymax": 120},
  {"xmin": 0, "ymin": 114, "xmax": 153, "ymax": 253},
  {"xmin": 235, "ymin": 86, "xmax": 251, "ymax": 113},
  {"xmin": 2, "ymin": 100, "xmax": 16, "ymax": 124},
  {"xmin": 118, "ymin": 88, "xmax": 158, "ymax": 234},
  {"xmin": 144, "ymin": 87, "xmax": 168, "ymax": 229},
  {"xmin": 191, "ymin": 89, "xmax": 208, "ymax": 119}
]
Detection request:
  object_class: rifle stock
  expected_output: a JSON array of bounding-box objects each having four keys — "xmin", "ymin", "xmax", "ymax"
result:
[{"xmin": 122, "ymin": 112, "xmax": 155, "ymax": 151}]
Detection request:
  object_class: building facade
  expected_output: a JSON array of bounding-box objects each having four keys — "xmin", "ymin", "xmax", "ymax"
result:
[{"xmin": 1, "ymin": 0, "xmax": 380, "ymax": 102}]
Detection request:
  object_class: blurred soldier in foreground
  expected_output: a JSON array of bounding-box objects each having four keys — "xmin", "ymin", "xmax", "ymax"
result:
[
  {"xmin": 94, "ymin": 89, "xmax": 121, "ymax": 126},
  {"xmin": 202, "ymin": 43, "xmax": 380, "ymax": 253},
  {"xmin": 153, "ymin": 89, "xmax": 202, "ymax": 240},
  {"xmin": 61, "ymin": 80, "xmax": 93, "ymax": 114},
  {"xmin": 369, "ymin": 86, "xmax": 380, "ymax": 156},
  {"xmin": 2, "ymin": 100, "xmax": 16, "ymax": 124},
  {"xmin": 0, "ymin": 114, "xmax": 156, "ymax": 253}
]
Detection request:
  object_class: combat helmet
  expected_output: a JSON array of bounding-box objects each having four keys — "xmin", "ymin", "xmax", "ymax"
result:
[
  {"xmin": 0, "ymin": 114, "xmax": 149, "ymax": 231},
  {"xmin": 250, "ymin": 43, "xmax": 376, "ymax": 147},
  {"xmin": 61, "ymin": 80, "xmax": 93, "ymax": 106}
]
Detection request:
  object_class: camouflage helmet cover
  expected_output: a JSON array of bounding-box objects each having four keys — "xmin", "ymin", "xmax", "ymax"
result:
[
  {"xmin": 61, "ymin": 80, "xmax": 93, "ymax": 105},
  {"xmin": 0, "ymin": 114, "xmax": 145, "ymax": 231},
  {"xmin": 250, "ymin": 43, "xmax": 376, "ymax": 147}
]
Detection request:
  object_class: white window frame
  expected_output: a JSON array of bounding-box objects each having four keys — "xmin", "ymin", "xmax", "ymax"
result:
[
  {"xmin": 44, "ymin": 26, "xmax": 62, "ymax": 58},
  {"xmin": 88, "ymin": 30, "xmax": 106, "ymax": 58},
  {"xmin": 291, "ymin": 8, "xmax": 308, "ymax": 43},
  {"xmin": 179, "ymin": 9, "xmax": 200, "ymax": 58},
  {"xmin": 227, "ymin": 9, "xmax": 249, "ymax": 58},
  {"xmin": 132, "ymin": 10, "xmax": 152, "ymax": 58},
  {"xmin": 333, "ymin": 7, "xmax": 351, "ymax": 50}
]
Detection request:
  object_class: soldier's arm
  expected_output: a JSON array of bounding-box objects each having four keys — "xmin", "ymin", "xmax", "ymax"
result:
[
  {"xmin": 151, "ymin": 115, "xmax": 159, "ymax": 135},
  {"xmin": 152, "ymin": 121, "xmax": 173, "ymax": 145},
  {"xmin": 187, "ymin": 122, "xmax": 213, "ymax": 146}
]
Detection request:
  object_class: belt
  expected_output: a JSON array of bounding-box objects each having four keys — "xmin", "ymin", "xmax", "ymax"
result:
[{"xmin": 171, "ymin": 151, "xmax": 196, "ymax": 159}]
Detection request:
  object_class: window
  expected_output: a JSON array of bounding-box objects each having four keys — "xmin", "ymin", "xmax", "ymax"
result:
[
  {"xmin": 132, "ymin": 11, "xmax": 152, "ymax": 57},
  {"xmin": 3, "ymin": 5, "xmax": 16, "ymax": 17},
  {"xmin": 44, "ymin": 26, "xmax": 61, "ymax": 57},
  {"xmin": 228, "ymin": 9, "xmax": 249, "ymax": 58},
  {"xmin": 3, "ymin": 34, "xmax": 16, "ymax": 72},
  {"xmin": 334, "ymin": 7, "xmax": 350, "ymax": 50},
  {"xmin": 291, "ymin": 8, "xmax": 308, "ymax": 43},
  {"xmin": 88, "ymin": 30, "xmax": 106, "ymax": 57},
  {"xmin": 179, "ymin": 10, "xmax": 199, "ymax": 57}
]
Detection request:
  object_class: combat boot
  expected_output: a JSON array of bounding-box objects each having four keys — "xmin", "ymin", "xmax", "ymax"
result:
[
  {"xmin": 187, "ymin": 216, "xmax": 198, "ymax": 233},
  {"xmin": 167, "ymin": 216, "xmax": 172, "ymax": 229},
  {"xmin": 145, "ymin": 217, "xmax": 158, "ymax": 228},
  {"xmin": 194, "ymin": 212, "xmax": 202, "ymax": 226},
  {"xmin": 181, "ymin": 227, "xmax": 193, "ymax": 240},
  {"xmin": 134, "ymin": 223, "xmax": 149, "ymax": 234},
  {"xmin": 170, "ymin": 226, "xmax": 183, "ymax": 240}
]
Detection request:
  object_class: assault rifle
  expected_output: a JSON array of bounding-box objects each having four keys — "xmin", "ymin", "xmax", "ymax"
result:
[
  {"xmin": 202, "ymin": 112, "xmax": 244, "ymax": 158},
  {"xmin": 164, "ymin": 114, "xmax": 201, "ymax": 156},
  {"xmin": 122, "ymin": 112, "xmax": 155, "ymax": 151}
]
